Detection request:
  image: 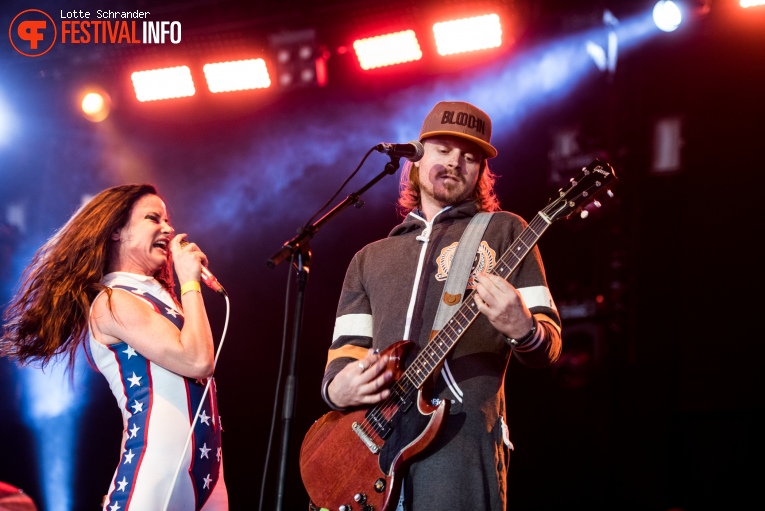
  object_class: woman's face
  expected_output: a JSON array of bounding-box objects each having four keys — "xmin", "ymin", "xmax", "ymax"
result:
[{"xmin": 112, "ymin": 194, "xmax": 174, "ymax": 275}]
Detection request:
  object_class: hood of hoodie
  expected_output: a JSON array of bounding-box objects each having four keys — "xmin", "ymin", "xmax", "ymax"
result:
[{"xmin": 387, "ymin": 200, "xmax": 480, "ymax": 238}]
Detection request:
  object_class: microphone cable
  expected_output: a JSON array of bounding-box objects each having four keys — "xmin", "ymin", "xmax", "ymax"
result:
[
  {"xmin": 300, "ymin": 146, "xmax": 376, "ymax": 229},
  {"xmin": 161, "ymin": 292, "xmax": 231, "ymax": 511}
]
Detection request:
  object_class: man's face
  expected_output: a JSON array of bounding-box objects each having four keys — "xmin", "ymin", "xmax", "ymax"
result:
[{"xmin": 417, "ymin": 136, "xmax": 484, "ymax": 211}]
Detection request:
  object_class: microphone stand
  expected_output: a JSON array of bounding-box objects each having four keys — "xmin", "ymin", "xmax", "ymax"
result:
[{"xmin": 267, "ymin": 155, "xmax": 403, "ymax": 511}]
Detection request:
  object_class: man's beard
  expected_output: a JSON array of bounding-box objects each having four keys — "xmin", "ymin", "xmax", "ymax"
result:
[{"xmin": 431, "ymin": 174, "xmax": 472, "ymax": 205}]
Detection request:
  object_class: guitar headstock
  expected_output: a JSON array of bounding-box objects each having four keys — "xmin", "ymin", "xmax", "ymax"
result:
[{"xmin": 542, "ymin": 159, "xmax": 617, "ymax": 222}]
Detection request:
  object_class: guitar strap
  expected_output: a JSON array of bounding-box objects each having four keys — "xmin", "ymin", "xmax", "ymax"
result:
[{"xmin": 432, "ymin": 212, "xmax": 494, "ymax": 331}]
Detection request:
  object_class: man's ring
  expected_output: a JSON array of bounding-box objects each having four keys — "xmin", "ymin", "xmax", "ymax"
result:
[{"xmin": 358, "ymin": 362, "xmax": 366, "ymax": 371}]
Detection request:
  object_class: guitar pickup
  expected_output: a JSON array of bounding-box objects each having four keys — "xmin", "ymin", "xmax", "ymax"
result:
[
  {"xmin": 352, "ymin": 421, "xmax": 381, "ymax": 454},
  {"xmin": 365, "ymin": 409, "xmax": 393, "ymax": 439}
]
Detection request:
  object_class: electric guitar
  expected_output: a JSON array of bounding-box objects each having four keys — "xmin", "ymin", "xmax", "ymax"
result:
[{"xmin": 299, "ymin": 159, "xmax": 618, "ymax": 511}]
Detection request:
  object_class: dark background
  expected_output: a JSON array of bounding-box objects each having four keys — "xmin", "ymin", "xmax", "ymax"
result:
[{"xmin": 1, "ymin": 1, "xmax": 763, "ymax": 510}]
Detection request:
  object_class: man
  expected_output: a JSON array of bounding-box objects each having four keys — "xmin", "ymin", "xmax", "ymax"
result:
[{"xmin": 321, "ymin": 101, "xmax": 562, "ymax": 510}]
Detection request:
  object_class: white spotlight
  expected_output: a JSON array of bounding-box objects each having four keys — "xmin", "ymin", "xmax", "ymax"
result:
[
  {"xmin": 653, "ymin": 1, "xmax": 683, "ymax": 32},
  {"xmin": 0, "ymin": 90, "xmax": 17, "ymax": 148}
]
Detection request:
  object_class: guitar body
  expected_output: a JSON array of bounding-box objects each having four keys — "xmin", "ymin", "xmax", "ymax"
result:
[{"xmin": 300, "ymin": 341, "xmax": 449, "ymax": 511}]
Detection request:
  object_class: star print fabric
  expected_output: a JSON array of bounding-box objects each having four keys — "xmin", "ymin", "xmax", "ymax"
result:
[{"xmin": 89, "ymin": 273, "xmax": 227, "ymax": 511}]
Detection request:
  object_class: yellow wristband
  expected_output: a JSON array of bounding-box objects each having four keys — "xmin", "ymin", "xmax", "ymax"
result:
[{"xmin": 181, "ymin": 281, "xmax": 201, "ymax": 296}]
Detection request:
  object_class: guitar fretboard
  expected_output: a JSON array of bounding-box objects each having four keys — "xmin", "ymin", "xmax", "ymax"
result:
[{"xmin": 400, "ymin": 212, "xmax": 551, "ymax": 394}]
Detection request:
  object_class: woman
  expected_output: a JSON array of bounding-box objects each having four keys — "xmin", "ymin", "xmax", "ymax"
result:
[{"xmin": 1, "ymin": 184, "xmax": 228, "ymax": 510}]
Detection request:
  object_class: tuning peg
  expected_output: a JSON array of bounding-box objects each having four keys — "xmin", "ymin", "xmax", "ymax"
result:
[
  {"xmin": 606, "ymin": 189, "xmax": 614, "ymax": 198},
  {"xmin": 593, "ymin": 200, "xmax": 602, "ymax": 208}
]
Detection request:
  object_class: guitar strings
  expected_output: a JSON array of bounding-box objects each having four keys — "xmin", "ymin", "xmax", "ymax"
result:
[
  {"xmin": 356, "ymin": 213, "xmax": 552, "ymax": 440},
  {"xmin": 356, "ymin": 174, "xmax": 609, "ymax": 438}
]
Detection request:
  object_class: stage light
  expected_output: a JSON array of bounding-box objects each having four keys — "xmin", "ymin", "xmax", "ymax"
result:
[
  {"xmin": 586, "ymin": 9, "xmax": 619, "ymax": 75},
  {"xmin": 432, "ymin": 14, "xmax": 502, "ymax": 56},
  {"xmin": 130, "ymin": 66, "xmax": 196, "ymax": 102},
  {"xmin": 203, "ymin": 59, "xmax": 271, "ymax": 93},
  {"xmin": 353, "ymin": 30, "xmax": 422, "ymax": 70},
  {"xmin": 269, "ymin": 29, "xmax": 323, "ymax": 89},
  {"xmin": 741, "ymin": 0, "xmax": 765, "ymax": 7},
  {"xmin": 5, "ymin": 202, "xmax": 27, "ymax": 234},
  {"xmin": 0, "ymin": 90, "xmax": 16, "ymax": 148},
  {"xmin": 652, "ymin": 115, "xmax": 684, "ymax": 173},
  {"xmin": 18, "ymin": 352, "xmax": 89, "ymax": 511},
  {"xmin": 653, "ymin": 1, "xmax": 683, "ymax": 32},
  {"xmin": 586, "ymin": 41, "xmax": 607, "ymax": 71},
  {"xmin": 79, "ymin": 89, "xmax": 111, "ymax": 122}
]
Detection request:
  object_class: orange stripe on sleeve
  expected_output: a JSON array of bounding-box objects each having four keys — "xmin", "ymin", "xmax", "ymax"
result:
[
  {"xmin": 534, "ymin": 313, "xmax": 561, "ymax": 334},
  {"xmin": 325, "ymin": 345, "xmax": 369, "ymax": 369}
]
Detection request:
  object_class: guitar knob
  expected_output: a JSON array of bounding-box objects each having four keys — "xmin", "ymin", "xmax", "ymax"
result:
[
  {"xmin": 354, "ymin": 493, "xmax": 367, "ymax": 503},
  {"xmin": 339, "ymin": 505, "xmax": 352, "ymax": 511}
]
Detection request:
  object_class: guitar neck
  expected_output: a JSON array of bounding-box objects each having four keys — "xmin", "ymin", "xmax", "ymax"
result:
[
  {"xmin": 402, "ymin": 211, "xmax": 553, "ymax": 389},
  {"xmin": 389, "ymin": 158, "xmax": 617, "ymax": 393}
]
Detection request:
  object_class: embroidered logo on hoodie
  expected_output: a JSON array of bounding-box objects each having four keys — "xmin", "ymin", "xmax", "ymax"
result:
[{"xmin": 434, "ymin": 241, "xmax": 497, "ymax": 288}]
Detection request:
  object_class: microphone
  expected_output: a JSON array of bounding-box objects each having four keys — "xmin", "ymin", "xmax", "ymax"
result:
[
  {"xmin": 179, "ymin": 240, "xmax": 227, "ymax": 296},
  {"xmin": 374, "ymin": 140, "xmax": 424, "ymax": 162}
]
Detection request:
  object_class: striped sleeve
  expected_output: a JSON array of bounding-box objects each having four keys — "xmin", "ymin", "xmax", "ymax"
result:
[
  {"xmin": 505, "ymin": 233, "xmax": 562, "ymax": 368},
  {"xmin": 321, "ymin": 254, "xmax": 375, "ymax": 409},
  {"xmin": 507, "ymin": 313, "xmax": 562, "ymax": 367}
]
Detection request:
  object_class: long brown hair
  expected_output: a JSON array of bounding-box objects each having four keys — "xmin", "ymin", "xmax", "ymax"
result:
[
  {"xmin": 0, "ymin": 184, "xmax": 175, "ymax": 370},
  {"xmin": 397, "ymin": 159, "xmax": 501, "ymax": 217}
]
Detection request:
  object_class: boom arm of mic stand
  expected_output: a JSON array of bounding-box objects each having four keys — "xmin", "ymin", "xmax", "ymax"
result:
[{"xmin": 266, "ymin": 156, "xmax": 402, "ymax": 268}]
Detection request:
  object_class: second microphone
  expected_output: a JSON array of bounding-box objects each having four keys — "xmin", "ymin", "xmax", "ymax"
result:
[{"xmin": 179, "ymin": 239, "xmax": 227, "ymax": 296}]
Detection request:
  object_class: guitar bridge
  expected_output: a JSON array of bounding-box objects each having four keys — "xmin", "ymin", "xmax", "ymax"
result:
[{"xmin": 352, "ymin": 421, "xmax": 381, "ymax": 454}]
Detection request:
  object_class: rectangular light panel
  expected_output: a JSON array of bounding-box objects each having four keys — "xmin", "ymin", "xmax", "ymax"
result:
[
  {"xmin": 203, "ymin": 59, "xmax": 272, "ymax": 93},
  {"xmin": 131, "ymin": 66, "xmax": 196, "ymax": 102},
  {"xmin": 353, "ymin": 30, "xmax": 422, "ymax": 70},
  {"xmin": 433, "ymin": 14, "xmax": 502, "ymax": 56}
]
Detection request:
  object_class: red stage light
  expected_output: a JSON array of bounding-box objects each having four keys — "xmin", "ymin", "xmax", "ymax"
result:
[
  {"xmin": 352, "ymin": 30, "xmax": 422, "ymax": 70},
  {"xmin": 203, "ymin": 59, "xmax": 271, "ymax": 93},
  {"xmin": 432, "ymin": 14, "xmax": 503, "ymax": 56},
  {"xmin": 131, "ymin": 66, "xmax": 195, "ymax": 102}
]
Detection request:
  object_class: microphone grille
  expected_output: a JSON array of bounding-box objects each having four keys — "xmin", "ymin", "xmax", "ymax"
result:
[{"xmin": 408, "ymin": 140, "xmax": 424, "ymax": 162}]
